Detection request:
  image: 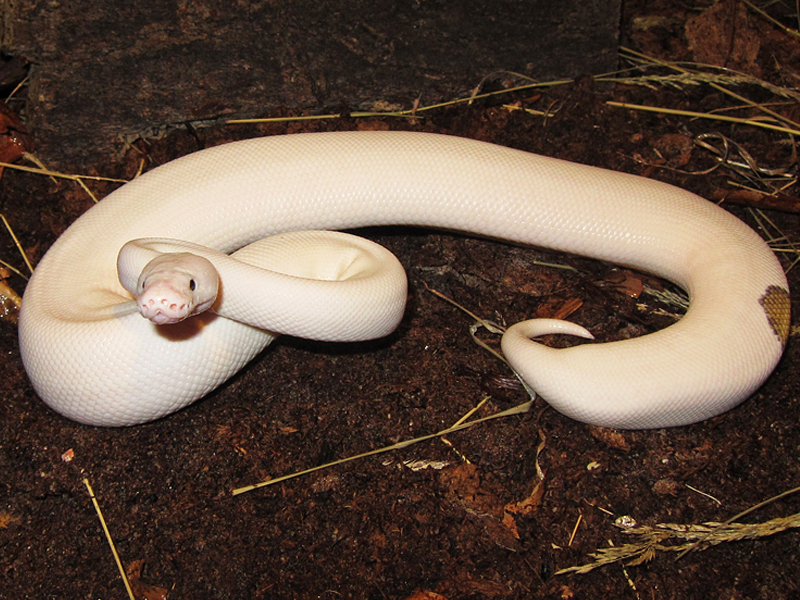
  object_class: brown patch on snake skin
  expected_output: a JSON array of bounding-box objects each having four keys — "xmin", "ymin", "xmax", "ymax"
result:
[{"xmin": 760, "ymin": 285, "xmax": 791, "ymax": 346}]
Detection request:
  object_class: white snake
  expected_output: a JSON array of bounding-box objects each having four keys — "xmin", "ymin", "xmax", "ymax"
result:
[{"xmin": 18, "ymin": 131, "xmax": 790, "ymax": 428}]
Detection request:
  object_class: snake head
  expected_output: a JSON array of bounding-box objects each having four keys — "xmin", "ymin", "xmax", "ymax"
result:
[{"xmin": 135, "ymin": 252, "xmax": 220, "ymax": 325}]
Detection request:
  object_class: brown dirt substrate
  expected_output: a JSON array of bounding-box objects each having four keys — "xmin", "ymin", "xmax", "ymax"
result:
[{"xmin": 1, "ymin": 2, "xmax": 800, "ymax": 599}]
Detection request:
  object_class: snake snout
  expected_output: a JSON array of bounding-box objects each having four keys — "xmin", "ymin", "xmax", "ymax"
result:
[{"xmin": 139, "ymin": 294, "xmax": 192, "ymax": 325}]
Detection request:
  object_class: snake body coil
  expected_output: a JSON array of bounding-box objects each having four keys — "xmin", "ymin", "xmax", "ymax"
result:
[{"xmin": 18, "ymin": 132, "xmax": 790, "ymax": 427}]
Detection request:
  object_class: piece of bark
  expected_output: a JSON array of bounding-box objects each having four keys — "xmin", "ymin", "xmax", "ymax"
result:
[{"xmin": 4, "ymin": 0, "xmax": 621, "ymax": 167}]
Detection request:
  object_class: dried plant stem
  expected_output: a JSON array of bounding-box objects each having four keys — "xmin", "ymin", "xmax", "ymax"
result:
[
  {"xmin": 607, "ymin": 101, "xmax": 800, "ymax": 136},
  {"xmin": 557, "ymin": 485, "xmax": 800, "ymax": 575},
  {"xmin": 1, "ymin": 213, "xmax": 33, "ymax": 275},
  {"xmin": 0, "ymin": 159, "xmax": 127, "ymax": 204},
  {"xmin": 231, "ymin": 399, "xmax": 532, "ymax": 496},
  {"xmin": 743, "ymin": 0, "xmax": 800, "ymax": 39},
  {"xmin": 233, "ymin": 287, "xmax": 541, "ymax": 496},
  {"xmin": 83, "ymin": 478, "xmax": 135, "ymax": 600},
  {"xmin": 619, "ymin": 47, "xmax": 800, "ymax": 131}
]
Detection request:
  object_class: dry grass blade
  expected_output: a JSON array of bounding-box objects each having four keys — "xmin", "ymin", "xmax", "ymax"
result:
[
  {"xmin": 0, "ymin": 159, "xmax": 128, "ymax": 183},
  {"xmin": 619, "ymin": 47, "xmax": 800, "ymax": 118},
  {"xmin": 229, "ymin": 51, "xmax": 800, "ymax": 133},
  {"xmin": 227, "ymin": 71, "xmax": 570, "ymax": 126},
  {"xmin": 0, "ymin": 158, "xmax": 130, "ymax": 284},
  {"xmin": 748, "ymin": 207, "xmax": 800, "ymax": 271},
  {"xmin": 231, "ymin": 399, "xmax": 532, "ymax": 496},
  {"xmin": 743, "ymin": 0, "xmax": 800, "ymax": 39},
  {"xmin": 233, "ymin": 287, "xmax": 540, "ymax": 496},
  {"xmin": 675, "ymin": 484, "xmax": 800, "ymax": 559},
  {"xmin": 694, "ymin": 133, "xmax": 796, "ymax": 183},
  {"xmin": 1, "ymin": 213, "xmax": 33, "ymax": 276},
  {"xmin": 83, "ymin": 478, "xmax": 136, "ymax": 600},
  {"xmin": 557, "ymin": 512, "xmax": 800, "ymax": 575},
  {"xmin": 557, "ymin": 485, "xmax": 800, "ymax": 575},
  {"xmin": 424, "ymin": 282, "xmax": 508, "ymax": 364},
  {"xmin": 0, "ymin": 159, "xmax": 128, "ymax": 203},
  {"xmin": 425, "ymin": 284, "xmax": 547, "ymax": 402},
  {"xmin": 607, "ymin": 101, "xmax": 800, "ymax": 137}
]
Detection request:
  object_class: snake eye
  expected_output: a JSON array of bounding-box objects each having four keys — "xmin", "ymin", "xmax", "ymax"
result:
[{"xmin": 189, "ymin": 279, "xmax": 196, "ymax": 291}]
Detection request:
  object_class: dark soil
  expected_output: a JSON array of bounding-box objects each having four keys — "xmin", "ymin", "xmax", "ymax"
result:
[{"xmin": 1, "ymin": 2, "xmax": 799, "ymax": 599}]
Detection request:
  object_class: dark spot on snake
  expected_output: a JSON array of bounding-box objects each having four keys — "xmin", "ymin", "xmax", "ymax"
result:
[
  {"xmin": 759, "ymin": 285, "xmax": 791, "ymax": 347},
  {"xmin": 189, "ymin": 279, "xmax": 196, "ymax": 291}
]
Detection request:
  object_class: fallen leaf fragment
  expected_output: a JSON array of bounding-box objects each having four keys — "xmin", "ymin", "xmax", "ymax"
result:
[
  {"xmin": 505, "ymin": 479, "xmax": 545, "ymax": 517},
  {"xmin": 404, "ymin": 591, "xmax": 449, "ymax": 600},
  {"xmin": 589, "ymin": 426, "xmax": 631, "ymax": 452},
  {"xmin": 125, "ymin": 559, "xmax": 170, "ymax": 600},
  {"xmin": 0, "ymin": 279, "xmax": 21, "ymax": 324},
  {"xmin": 0, "ymin": 100, "xmax": 33, "ymax": 170}
]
